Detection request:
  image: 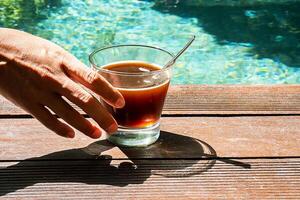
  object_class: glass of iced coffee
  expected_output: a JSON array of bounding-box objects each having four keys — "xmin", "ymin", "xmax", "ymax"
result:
[{"xmin": 89, "ymin": 45, "xmax": 173, "ymax": 147}]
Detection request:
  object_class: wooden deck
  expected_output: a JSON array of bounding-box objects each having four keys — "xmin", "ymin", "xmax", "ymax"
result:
[{"xmin": 0, "ymin": 85, "xmax": 300, "ymax": 199}]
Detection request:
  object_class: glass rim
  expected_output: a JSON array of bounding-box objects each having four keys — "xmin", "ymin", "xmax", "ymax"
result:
[{"xmin": 89, "ymin": 44, "xmax": 175, "ymax": 76}]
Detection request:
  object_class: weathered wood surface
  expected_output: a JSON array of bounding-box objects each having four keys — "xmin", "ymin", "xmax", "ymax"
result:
[
  {"xmin": 166, "ymin": 85, "xmax": 300, "ymax": 114},
  {"xmin": 0, "ymin": 116, "xmax": 299, "ymax": 160},
  {"xmin": 0, "ymin": 116, "xmax": 299, "ymax": 199},
  {"xmin": 1, "ymin": 159, "xmax": 299, "ymax": 199},
  {"xmin": 1, "ymin": 85, "xmax": 300, "ymax": 116},
  {"xmin": 1, "ymin": 85, "xmax": 300, "ymax": 199}
]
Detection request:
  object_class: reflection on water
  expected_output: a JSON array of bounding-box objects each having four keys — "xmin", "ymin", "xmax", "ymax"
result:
[
  {"xmin": 153, "ymin": 1, "xmax": 300, "ymax": 67},
  {"xmin": 1, "ymin": 0, "xmax": 300, "ymax": 84},
  {"xmin": 0, "ymin": 0, "xmax": 61, "ymax": 33}
]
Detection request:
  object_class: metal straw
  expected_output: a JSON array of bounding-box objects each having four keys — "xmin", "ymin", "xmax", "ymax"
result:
[{"xmin": 163, "ymin": 35, "xmax": 196, "ymax": 68}]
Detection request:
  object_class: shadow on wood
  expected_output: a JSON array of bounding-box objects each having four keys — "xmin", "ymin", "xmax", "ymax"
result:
[
  {"xmin": 0, "ymin": 131, "xmax": 248, "ymax": 196},
  {"xmin": 118, "ymin": 131, "xmax": 218, "ymax": 177}
]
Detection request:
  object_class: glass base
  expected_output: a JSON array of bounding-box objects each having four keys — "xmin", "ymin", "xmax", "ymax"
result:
[{"xmin": 108, "ymin": 123, "xmax": 160, "ymax": 147}]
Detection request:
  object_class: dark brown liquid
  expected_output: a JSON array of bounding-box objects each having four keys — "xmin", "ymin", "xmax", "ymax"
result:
[{"xmin": 102, "ymin": 61, "xmax": 170, "ymax": 128}]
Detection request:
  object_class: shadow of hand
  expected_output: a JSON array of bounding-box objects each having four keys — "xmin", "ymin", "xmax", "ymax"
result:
[{"xmin": 0, "ymin": 131, "xmax": 216, "ymax": 196}]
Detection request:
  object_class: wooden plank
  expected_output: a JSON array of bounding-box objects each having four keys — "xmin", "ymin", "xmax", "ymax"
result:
[
  {"xmin": 1, "ymin": 85, "xmax": 300, "ymax": 116},
  {"xmin": 1, "ymin": 116, "xmax": 299, "ymax": 160},
  {"xmin": 165, "ymin": 85, "xmax": 300, "ymax": 114},
  {"xmin": 1, "ymin": 159, "xmax": 299, "ymax": 199}
]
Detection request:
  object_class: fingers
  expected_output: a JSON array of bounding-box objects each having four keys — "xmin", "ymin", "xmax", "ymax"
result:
[
  {"xmin": 41, "ymin": 93, "xmax": 102, "ymax": 139},
  {"xmin": 61, "ymin": 53, "xmax": 125, "ymax": 108},
  {"xmin": 58, "ymin": 78, "xmax": 118, "ymax": 134},
  {"xmin": 28, "ymin": 104, "xmax": 75, "ymax": 138}
]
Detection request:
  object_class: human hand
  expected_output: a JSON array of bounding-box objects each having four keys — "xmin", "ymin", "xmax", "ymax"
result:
[{"xmin": 0, "ymin": 28, "xmax": 125, "ymax": 138}]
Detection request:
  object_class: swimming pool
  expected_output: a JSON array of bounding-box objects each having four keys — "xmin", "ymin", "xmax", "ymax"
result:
[{"xmin": 1, "ymin": 0, "xmax": 300, "ymax": 84}]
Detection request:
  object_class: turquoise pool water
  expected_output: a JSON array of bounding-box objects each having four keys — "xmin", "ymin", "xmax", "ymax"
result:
[{"xmin": 1, "ymin": 0, "xmax": 300, "ymax": 84}]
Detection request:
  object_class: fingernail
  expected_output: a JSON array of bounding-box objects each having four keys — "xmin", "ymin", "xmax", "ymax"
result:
[
  {"xmin": 115, "ymin": 98, "xmax": 125, "ymax": 108},
  {"xmin": 67, "ymin": 131, "xmax": 75, "ymax": 138},
  {"xmin": 106, "ymin": 123, "xmax": 118, "ymax": 134},
  {"xmin": 91, "ymin": 128, "xmax": 101, "ymax": 139}
]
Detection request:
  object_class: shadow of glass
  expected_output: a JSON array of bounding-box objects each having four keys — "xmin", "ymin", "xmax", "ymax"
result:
[
  {"xmin": 87, "ymin": 131, "xmax": 217, "ymax": 177},
  {"xmin": 119, "ymin": 131, "xmax": 217, "ymax": 177},
  {"xmin": 150, "ymin": 1, "xmax": 300, "ymax": 67}
]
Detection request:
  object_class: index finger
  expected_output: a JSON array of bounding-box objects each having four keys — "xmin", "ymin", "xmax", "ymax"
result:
[{"xmin": 61, "ymin": 53, "xmax": 125, "ymax": 108}]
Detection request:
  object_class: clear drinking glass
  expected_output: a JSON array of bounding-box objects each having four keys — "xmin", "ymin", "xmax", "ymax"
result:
[{"xmin": 89, "ymin": 45, "xmax": 173, "ymax": 147}]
